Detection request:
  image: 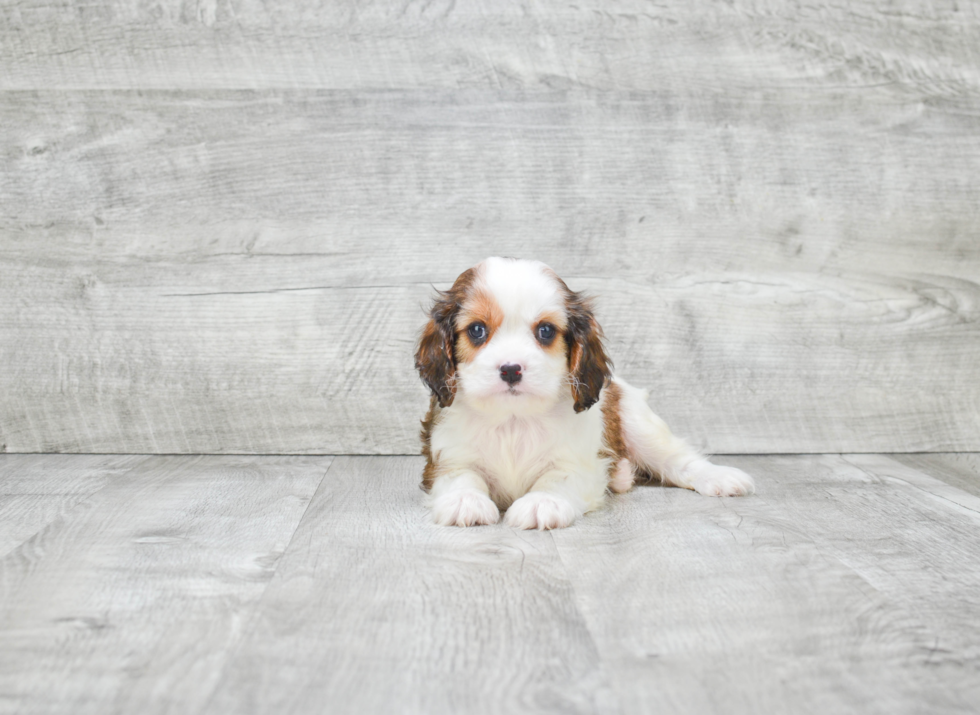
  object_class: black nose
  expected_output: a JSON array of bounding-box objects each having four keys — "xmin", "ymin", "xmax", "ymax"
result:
[{"xmin": 499, "ymin": 363, "xmax": 523, "ymax": 385}]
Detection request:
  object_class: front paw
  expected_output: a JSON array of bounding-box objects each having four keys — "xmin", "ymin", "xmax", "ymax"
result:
[
  {"xmin": 504, "ymin": 492, "xmax": 576, "ymax": 530},
  {"xmin": 685, "ymin": 461, "xmax": 756, "ymax": 497},
  {"xmin": 431, "ymin": 490, "xmax": 500, "ymax": 527}
]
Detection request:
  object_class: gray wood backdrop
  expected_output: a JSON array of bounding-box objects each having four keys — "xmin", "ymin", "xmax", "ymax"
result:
[{"xmin": 1, "ymin": 0, "xmax": 978, "ymax": 455}]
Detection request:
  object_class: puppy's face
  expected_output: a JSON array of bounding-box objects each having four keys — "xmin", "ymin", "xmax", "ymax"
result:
[{"xmin": 415, "ymin": 257, "xmax": 611, "ymax": 414}]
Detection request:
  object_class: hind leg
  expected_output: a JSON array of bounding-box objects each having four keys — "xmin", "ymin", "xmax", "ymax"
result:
[{"xmin": 612, "ymin": 378, "xmax": 755, "ymax": 497}]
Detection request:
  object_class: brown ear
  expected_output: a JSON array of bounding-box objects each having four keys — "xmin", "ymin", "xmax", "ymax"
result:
[
  {"xmin": 565, "ymin": 292, "xmax": 612, "ymax": 413},
  {"xmin": 415, "ymin": 303, "xmax": 456, "ymax": 407},
  {"xmin": 414, "ymin": 268, "xmax": 476, "ymax": 408}
]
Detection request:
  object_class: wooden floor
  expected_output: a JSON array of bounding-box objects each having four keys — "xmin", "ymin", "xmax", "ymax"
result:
[{"xmin": 2, "ymin": 453, "xmax": 979, "ymax": 715}]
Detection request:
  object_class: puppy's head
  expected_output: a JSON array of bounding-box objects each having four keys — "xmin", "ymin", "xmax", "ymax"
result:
[{"xmin": 414, "ymin": 257, "xmax": 611, "ymax": 413}]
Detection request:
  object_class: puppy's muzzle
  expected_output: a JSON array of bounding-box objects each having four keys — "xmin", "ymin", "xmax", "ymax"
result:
[{"xmin": 499, "ymin": 363, "xmax": 523, "ymax": 385}]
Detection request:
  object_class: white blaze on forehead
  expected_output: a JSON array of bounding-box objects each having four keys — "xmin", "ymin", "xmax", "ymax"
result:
[{"xmin": 481, "ymin": 257, "xmax": 565, "ymax": 329}]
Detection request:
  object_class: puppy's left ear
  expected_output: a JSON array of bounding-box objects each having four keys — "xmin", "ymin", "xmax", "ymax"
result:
[{"xmin": 566, "ymin": 292, "xmax": 612, "ymax": 413}]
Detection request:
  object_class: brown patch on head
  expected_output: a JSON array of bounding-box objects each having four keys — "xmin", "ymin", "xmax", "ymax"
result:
[
  {"xmin": 414, "ymin": 266, "xmax": 479, "ymax": 407},
  {"xmin": 548, "ymin": 274, "xmax": 612, "ymax": 412},
  {"xmin": 454, "ymin": 288, "xmax": 503, "ymax": 364}
]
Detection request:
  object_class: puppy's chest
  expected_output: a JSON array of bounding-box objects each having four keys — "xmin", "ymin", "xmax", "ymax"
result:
[
  {"xmin": 477, "ymin": 417, "xmax": 559, "ymax": 476},
  {"xmin": 437, "ymin": 411, "xmax": 599, "ymax": 494}
]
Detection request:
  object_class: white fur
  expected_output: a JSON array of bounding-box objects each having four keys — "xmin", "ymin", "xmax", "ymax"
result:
[
  {"xmin": 613, "ymin": 379, "xmax": 754, "ymax": 496},
  {"xmin": 455, "ymin": 258, "xmax": 569, "ymax": 414},
  {"xmin": 503, "ymin": 492, "xmax": 577, "ymax": 530},
  {"xmin": 429, "ymin": 470, "xmax": 501, "ymax": 527},
  {"xmin": 424, "ymin": 257, "xmax": 755, "ymax": 529},
  {"xmin": 610, "ymin": 458, "xmax": 634, "ymax": 494}
]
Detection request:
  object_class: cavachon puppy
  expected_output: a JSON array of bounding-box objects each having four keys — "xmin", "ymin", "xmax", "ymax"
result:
[{"xmin": 414, "ymin": 257, "xmax": 755, "ymax": 529}]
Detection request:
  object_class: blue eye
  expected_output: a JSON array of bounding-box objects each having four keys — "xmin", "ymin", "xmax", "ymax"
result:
[
  {"xmin": 536, "ymin": 323, "xmax": 556, "ymax": 343},
  {"xmin": 467, "ymin": 323, "xmax": 487, "ymax": 343}
]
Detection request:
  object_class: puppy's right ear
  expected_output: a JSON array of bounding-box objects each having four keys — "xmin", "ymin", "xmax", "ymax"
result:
[
  {"xmin": 415, "ymin": 268, "xmax": 476, "ymax": 408},
  {"xmin": 415, "ymin": 293, "xmax": 457, "ymax": 407}
]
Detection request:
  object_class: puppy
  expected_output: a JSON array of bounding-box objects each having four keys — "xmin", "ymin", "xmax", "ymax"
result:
[{"xmin": 414, "ymin": 257, "xmax": 755, "ymax": 529}]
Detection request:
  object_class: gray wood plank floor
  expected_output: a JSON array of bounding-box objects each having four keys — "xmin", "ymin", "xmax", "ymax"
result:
[{"xmin": 1, "ymin": 453, "xmax": 978, "ymax": 715}]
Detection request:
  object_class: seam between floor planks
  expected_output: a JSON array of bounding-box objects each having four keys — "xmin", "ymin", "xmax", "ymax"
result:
[
  {"xmin": 194, "ymin": 456, "xmax": 339, "ymax": 715},
  {"xmin": 841, "ymin": 454, "xmax": 980, "ymax": 521}
]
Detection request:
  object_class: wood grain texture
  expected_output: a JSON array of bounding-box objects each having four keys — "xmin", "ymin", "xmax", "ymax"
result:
[
  {"xmin": 3, "ymin": 453, "xmax": 980, "ymax": 714},
  {"xmin": 891, "ymin": 453, "xmax": 980, "ymax": 499},
  {"xmin": 0, "ymin": 453, "xmax": 145, "ymax": 556},
  {"xmin": 3, "ymin": 1, "xmax": 980, "ymax": 454},
  {"xmin": 552, "ymin": 453, "xmax": 980, "ymax": 714},
  {"xmin": 2, "ymin": 87, "xmax": 979, "ymax": 453},
  {"xmin": 0, "ymin": 455, "xmax": 331, "ymax": 715},
  {"xmin": 2, "ymin": 1, "xmax": 979, "ymax": 93},
  {"xmin": 206, "ymin": 456, "xmax": 610, "ymax": 715}
]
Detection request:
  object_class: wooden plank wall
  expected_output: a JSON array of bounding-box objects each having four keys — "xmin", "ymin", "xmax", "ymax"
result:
[{"xmin": 1, "ymin": 1, "xmax": 978, "ymax": 454}]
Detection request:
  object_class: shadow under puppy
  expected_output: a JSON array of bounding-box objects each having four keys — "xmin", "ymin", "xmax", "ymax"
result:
[{"xmin": 415, "ymin": 257, "xmax": 755, "ymax": 530}]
